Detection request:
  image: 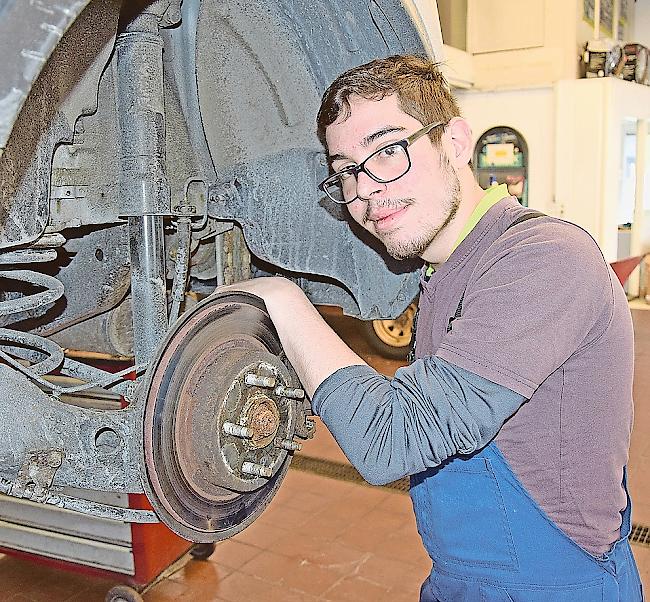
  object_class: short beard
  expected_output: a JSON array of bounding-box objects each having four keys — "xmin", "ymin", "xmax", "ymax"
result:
[{"xmin": 383, "ymin": 159, "xmax": 461, "ymax": 260}]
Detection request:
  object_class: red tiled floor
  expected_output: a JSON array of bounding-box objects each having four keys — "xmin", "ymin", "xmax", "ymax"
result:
[
  {"xmin": 321, "ymin": 574, "xmax": 395, "ymax": 602},
  {"xmin": 238, "ymin": 549, "xmax": 344, "ymax": 596},
  {"xmin": 144, "ymin": 578, "xmax": 192, "ymax": 601},
  {"xmin": 208, "ymin": 570, "xmax": 320, "ymax": 602},
  {"xmin": 355, "ymin": 553, "xmax": 427, "ymax": 593},
  {"xmin": 209, "ymin": 539, "xmax": 261, "ymax": 571}
]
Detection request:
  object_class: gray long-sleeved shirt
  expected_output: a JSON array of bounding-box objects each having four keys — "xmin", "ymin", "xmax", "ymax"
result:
[
  {"xmin": 311, "ymin": 357, "xmax": 525, "ymax": 486},
  {"xmin": 312, "ymin": 195, "xmax": 635, "ymax": 556}
]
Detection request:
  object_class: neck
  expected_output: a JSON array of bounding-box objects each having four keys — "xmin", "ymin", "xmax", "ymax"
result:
[{"xmin": 420, "ymin": 166, "xmax": 485, "ymax": 264}]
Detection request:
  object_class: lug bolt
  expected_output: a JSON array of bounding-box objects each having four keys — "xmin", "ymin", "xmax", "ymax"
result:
[
  {"xmin": 241, "ymin": 462, "xmax": 273, "ymax": 478},
  {"xmin": 276, "ymin": 439, "xmax": 302, "ymax": 451},
  {"xmin": 274, "ymin": 385, "xmax": 305, "ymax": 400},
  {"xmin": 244, "ymin": 373, "xmax": 277, "ymax": 389},
  {"xmin": 223, "ymin": 422, "xmax": 253, "ymax": 438}
]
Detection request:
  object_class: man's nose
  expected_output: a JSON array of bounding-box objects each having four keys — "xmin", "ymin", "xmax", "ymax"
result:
[{"xmin": 355, "ymin": 170, "xmax": 385, "ymax": 201}]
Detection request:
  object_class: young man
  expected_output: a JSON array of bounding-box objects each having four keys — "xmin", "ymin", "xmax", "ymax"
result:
[{"xmin": 227, "ymin": 55, "xmax": 643, "ymax": 601}]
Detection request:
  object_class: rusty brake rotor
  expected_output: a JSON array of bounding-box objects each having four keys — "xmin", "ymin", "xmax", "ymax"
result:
[{"xmin": 141, "ymin": 291, "xmax": 312, "ymax": 542}]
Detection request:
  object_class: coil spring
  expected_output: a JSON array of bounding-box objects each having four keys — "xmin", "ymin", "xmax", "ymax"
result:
[
  {"xmin": 0, "ymin": 233, "xmax": 66, "ymax": 328},
  {"xmin": 0, "ymin": 233, "xmax": 66, "ymax": 375},
  {"xmin": 0, "ymin": 234, "xmax": 145, "ymax": 395}
]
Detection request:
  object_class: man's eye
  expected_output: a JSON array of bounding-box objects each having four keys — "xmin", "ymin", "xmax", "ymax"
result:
[{"xmin": 377, "ymin": 144, "xmax": 400, "ymax": 158}]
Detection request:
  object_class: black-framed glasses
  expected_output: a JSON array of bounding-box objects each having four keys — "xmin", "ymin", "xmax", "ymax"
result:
[{"xmin": 318, "ymin": 121, "xmax": 446, "ymax": 204}]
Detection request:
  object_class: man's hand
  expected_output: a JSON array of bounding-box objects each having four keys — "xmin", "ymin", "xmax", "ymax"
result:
[
  {"xmin": 217, "ymin": 276, "xmax": 300, "ymax": 311},
  {"xmin": 215, "ymin": 276, "xmax": 367, "ymax": 397}
]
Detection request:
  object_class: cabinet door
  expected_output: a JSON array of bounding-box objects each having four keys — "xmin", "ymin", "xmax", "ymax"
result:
[{"xmin": 467, "ymin": 0, "xmax": 545, "ymax": 54}]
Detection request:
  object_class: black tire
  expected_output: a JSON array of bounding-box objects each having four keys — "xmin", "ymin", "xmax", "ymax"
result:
[
  {"xmin": 360, "ymin": 301, "xmax": 418, "ymax": 360},
  {"xmin": 105, "ymin": 585, "xmax": 143, "ymax": 602},
  {"xmin": 190, "ymin": 542, "xmax": 216, "ymax": 560}
]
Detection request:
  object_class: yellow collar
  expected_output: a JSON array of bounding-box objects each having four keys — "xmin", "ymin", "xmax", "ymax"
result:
[{"xmin": 425, "ymin": 184, "xmax": 509, "ymax": 278}]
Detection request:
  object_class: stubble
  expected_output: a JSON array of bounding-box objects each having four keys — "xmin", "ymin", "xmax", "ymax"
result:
[{"xmin": 381, "ymin": 158, "xmax": 461, "ymax": 260}]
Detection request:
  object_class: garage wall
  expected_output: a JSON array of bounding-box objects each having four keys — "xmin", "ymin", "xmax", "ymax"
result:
[
  {"xmin": 453, "ymin": 0, "xmax": 643, "ymax": 92},
  {"xmin": 465, "ymin": 0, "xmax": 578, "ymax": 89},
  {"xmin": 555, "ymin": 77, "xmax": 650, "ymax": 261},
  {"xmin": 456, "ymin": 86, "xmax": 557, "ymax": 215},
  {"xmin": 631, "ymin": 0, "xmax": 650, "ymax": 48}
]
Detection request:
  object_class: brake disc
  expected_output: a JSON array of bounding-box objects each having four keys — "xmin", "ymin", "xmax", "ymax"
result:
[{"xmin": 141, "ymin": 291, "xmax": 313, "ymax": 542}]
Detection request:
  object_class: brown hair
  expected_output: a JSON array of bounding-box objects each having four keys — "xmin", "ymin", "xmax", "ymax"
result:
[{"xmin": 317, "ymin": 54, "xmax": 461, "ymax": 150}]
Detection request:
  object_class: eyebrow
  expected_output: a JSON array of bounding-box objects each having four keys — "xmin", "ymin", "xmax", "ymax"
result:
[{"xmin": 329, "ymin": 125, "xmax": 407, "ymax": 163}]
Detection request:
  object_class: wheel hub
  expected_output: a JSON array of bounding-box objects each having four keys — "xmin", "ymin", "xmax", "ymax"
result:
[{"xmin": 242, "ymin": 391, "xmax": 280, "ymax": 449}]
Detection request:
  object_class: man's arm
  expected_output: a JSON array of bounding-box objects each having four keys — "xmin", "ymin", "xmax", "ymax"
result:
[
  {"xmin": 313, "ymin": 359, "xmax": 524, "ymax": 484},
  {"xmin": 219, "ymin": 277, "xmax": 526, "ymax": 484},
  {"xmin": 222, "ymin": 276, "xmax": 366, "ymax": 397}
]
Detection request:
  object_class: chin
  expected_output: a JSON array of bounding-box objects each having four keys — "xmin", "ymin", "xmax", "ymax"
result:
[
  {"xmin": 380, "ymin": 225, "xmax": 437, "ymax": 260},
  {"xmin": 387, "ymin": 250, "xmax": 418, "ymax": 261},
  {"xmin": 382, "ymin": 236, "xmax": 425, "ymax": 260}
]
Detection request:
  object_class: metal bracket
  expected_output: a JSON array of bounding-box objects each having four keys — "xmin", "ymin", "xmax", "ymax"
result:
[
  {"xmin": 1, "ymin": 474, "xmax": 158, "ymax": 523},
  {"xmin": 160, "ymin": 0, "xmax": 183, "ymax": 28},
  {"xmin": 9, "ymin": 449, "xmax": 64, "ymax": 503}
]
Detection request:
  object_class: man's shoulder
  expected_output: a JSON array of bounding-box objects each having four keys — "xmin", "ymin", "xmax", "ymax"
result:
[
  {"xmin": 495, "ymin": 209, "xmax": 605, "ymax": 264},
  {"xmin": 471, "ymin": 209, "xmax": 611, "ymax": 290}
]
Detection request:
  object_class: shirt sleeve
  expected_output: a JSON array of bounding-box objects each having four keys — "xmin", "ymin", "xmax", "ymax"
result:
[
  {"xmin": 311, "ymin": 357, "xmax": 525, "ymax": 485},
  {"xmin": 436, "ymin": 220, "xmax": 614, "ymax": 397}
]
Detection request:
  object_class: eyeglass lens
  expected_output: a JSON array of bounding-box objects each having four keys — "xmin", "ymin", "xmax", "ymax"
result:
[{"xmin": 324, "ymin": 143, "xmax": 410, "ymax": 203}]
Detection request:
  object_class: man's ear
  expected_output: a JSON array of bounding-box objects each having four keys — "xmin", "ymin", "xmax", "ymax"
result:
[{"xmin": 445, "ymin": 117, "xmax": 473, "ymax": 168}]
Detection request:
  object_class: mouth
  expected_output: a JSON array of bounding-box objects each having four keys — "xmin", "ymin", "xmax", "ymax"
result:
[{"xmin": 369, "ymin": 206, "xmax": 409, "ymax": 233}]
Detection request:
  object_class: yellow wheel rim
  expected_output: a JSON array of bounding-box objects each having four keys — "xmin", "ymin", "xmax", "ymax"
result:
[{"xmin": 371, "ymin": 302, "xmax": 417, "ymax": 348}]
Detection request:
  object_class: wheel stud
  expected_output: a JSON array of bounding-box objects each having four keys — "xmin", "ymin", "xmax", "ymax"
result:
[
  {"xmin": 241, "ymin": 462, "xmax": 273, "ymax": 478},
  {"xmin": 222, "ymin": 422, "xmax": 253, "ymax": 438},
  {"xmin": 274, "ymin": 385, "xmax": 305, "ymax": 400},
  {"xmin": 244, "ymin": 373, "xmax": 277, "ymax": 388},
  {"xmin": 276, "ymin": 439, "xmax": 302, "ymax": 451}
]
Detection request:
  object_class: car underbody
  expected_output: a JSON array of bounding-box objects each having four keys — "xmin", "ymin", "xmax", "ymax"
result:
[{"xmin": 0, "ymin": 0, "xmax": 432, "ymax": 542}]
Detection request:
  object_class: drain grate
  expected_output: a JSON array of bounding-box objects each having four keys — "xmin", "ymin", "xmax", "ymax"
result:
[
  {"xmin": 290, "ymin": 454, "xmax": 409, "ymax": 493},
  {"xmin": 630, "ymin": 523, "xmax": 650, "ymax": 548},
  {"xmin": 290, "ymin": 455, "xmax": 650, "ymax": 548}
]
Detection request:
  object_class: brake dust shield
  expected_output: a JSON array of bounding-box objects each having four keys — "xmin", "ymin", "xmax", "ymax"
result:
[{"xmin": 141, "ymin": 292, "xmax": 313, "ymax": 542}]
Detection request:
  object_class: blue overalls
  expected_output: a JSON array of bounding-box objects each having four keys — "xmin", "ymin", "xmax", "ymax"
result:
[{"xmin": 410, "ymin": 442, "xmax": 643, "ymax": 601}]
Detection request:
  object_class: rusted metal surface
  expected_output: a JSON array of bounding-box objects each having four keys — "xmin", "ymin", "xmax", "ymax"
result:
[
  {"xmin": 10, "ymin": 449, "xmax": 64, "ymax": 503},
  {"xmin": 30, "ymin": 225, "xmax": 132, "ymax": 337},
  {"xmin": 50, "ymin": 296, "xmax": 135, "ymax": 358},
  {"xmin": 141, "ymin": 292, "xmax": 311, "ymax": 541},
  {"xmin": 47, "ymin": 494, "xmax": 159, "ymax": 523},
  {"xmin": 0, "ymin": 365, "xmax": 144, "ymax": 495},
  {"xmin": 244, "ymin": 393, "xmax": 281, "ymax": 448},
  {"xmin": 0, "ymin": 0, "xmax": 432, "ymax": 532}
]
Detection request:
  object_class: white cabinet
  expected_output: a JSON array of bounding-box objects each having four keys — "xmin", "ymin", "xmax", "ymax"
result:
[{"xmin": 555, "ymin": 77, "xmax": 650, "ymax": 270}]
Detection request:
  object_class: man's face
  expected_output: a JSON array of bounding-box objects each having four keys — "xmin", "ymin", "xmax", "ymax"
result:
[{"xmin": 324, "ymin": 94, "xmax": 460, "ymax": 260}]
